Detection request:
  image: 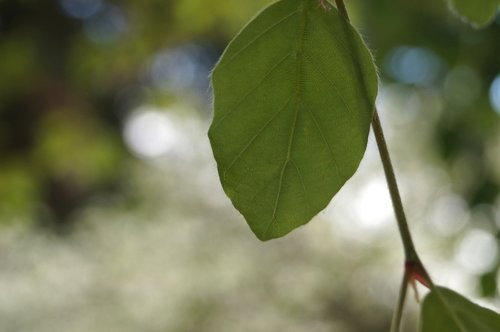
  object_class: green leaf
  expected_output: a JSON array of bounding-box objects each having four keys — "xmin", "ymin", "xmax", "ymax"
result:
[
  {"xmin": 449, "ymin": 0, "xmax": 500, "ymax": 28},
  {"xmin": 209, "ymin": 0, "xmax": 378, "ymax": 240},
  {"xmin": 421, "ymin": 286, "xmax": 500, "ymax": 332}
]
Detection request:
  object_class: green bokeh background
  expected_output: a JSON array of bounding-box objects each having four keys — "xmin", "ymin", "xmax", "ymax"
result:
[{"xmin": 0, "ymin": 0, "xmax": 499, "ymax": 331}]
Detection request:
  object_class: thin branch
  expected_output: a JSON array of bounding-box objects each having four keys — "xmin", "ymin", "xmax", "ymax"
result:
[
  {"xmin": 371, "ymin": 111, "xmax": 419, "ymax": 261},
  {"xmin": 391, "ymin": 272, "xmax": 409, "ymax": 332}
]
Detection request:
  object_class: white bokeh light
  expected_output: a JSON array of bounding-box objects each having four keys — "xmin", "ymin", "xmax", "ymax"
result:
[
  {"xmin": 352, "ymin": 177, "xmax": 392, "ymax": 230},
  {"xmin": 455, "ymin": 229, "xmax": 498, "ymax": 275},
  {"xmin": 427, "ymin": 194, "xmax": 469, "ymax": 236},
  {"xmin": 124, "ymin": 107, "xmax": 181, "ymax": 159}
]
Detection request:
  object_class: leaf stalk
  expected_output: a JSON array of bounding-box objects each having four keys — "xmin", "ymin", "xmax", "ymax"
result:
[
  {"xmin": 334, "ymin": 0, "xmax": 349, "ymax": 20},
  {"xmin": 331, "ymin": 0, "xmax": 433, "ymax": 331},
  {"xmin": 371, "ymin": 111, "xmax": 419, "ymax": 261}
]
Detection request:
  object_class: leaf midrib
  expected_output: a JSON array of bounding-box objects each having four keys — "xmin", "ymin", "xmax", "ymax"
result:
[
  {"xmin": 434, "ymin": 288, "xmax": 468, "ymax": 332},
  {"xmin": 263, "ymin": 0, "xmax": 310, "ymax": 238}
]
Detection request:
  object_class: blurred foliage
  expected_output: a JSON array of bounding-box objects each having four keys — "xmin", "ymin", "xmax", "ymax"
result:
[
  {"xmin": 0, "ymin": 0, "xmax": 499, "ymax": 331},
  {"xmin": 0, "ymin": 0, "xmax": 276, "ymax": 227},
  {"xmin": 359, "ymin": 0, "xmax": 500, "ymax": 206}
]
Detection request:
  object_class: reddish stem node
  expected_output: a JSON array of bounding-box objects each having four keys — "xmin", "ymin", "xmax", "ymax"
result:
[
  {"xmin": 405, "ymin": 260, "xmax": 431, "ymax": 288},
  {"xmin": 405, "ymin": 261, "xmax": 431, "ymax": 303}
]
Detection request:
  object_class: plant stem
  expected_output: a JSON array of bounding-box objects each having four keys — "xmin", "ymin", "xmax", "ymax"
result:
[
  {"xmin": 373, "ymin": 109, "xmax": 435, "ymax": 328},
  {"xmin": 332, "ymin": 0, "xmax": 433, "ymax": 330},
  {"xmin": 391, "ymin": 271, "xmax": 409, "ymax": 332},
  {"xmin": 371, "ymin": 111, "xmax": 419, "ymax": 261},
  {"xmin": 334, "ymin": 0, "xmax": 420, "ymax": 263},
  {"xmin": 334, "ymin": 0, "xmax": 349, "ymax": 19}
]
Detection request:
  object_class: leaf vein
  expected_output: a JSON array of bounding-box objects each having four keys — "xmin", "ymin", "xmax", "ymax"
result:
[
  {"xmin": 223, "ymin": 9, "xmax": 301, "ymax": 66},
  {"xmin": 304, "ymin": 54, "xmax": 353, "ymax": 114},
  {"xmin": 291, "ymin": 158, "xmax": 310, "ymax": 209},
  {"xmin": 223, "ymin": 95, "xmax": 294, "ymax": 179},
  {"xmin": 262, "ymin": 1, "xmax": 309, "ymax": 238},
  {"xmin": 305, "ymin": 106, "xmax": 343, "ymax": 179},
  {"xmin": 434, "ymin": 288, "xmax": 468, "ymax": 332},
  {"xmin": 212, "ymin": 52, "xmax": 292, "ymax": 129}
]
